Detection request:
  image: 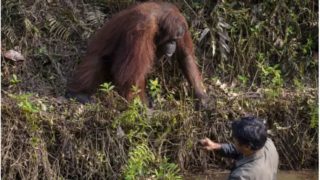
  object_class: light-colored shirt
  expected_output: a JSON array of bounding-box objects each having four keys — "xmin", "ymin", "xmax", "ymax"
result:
[{"xmin": 220, "ymin": 138, "xmax": 279, "ymax": 180}]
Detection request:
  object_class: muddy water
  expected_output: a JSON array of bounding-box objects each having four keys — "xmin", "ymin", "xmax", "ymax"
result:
[{"xmin": 184, "ymin": 170, "xmax": 318, "ymax": 180}]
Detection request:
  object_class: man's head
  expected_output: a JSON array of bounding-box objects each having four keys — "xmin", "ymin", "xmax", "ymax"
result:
[{"xmin": 231, "ymin": 117, "xmax": 267, "ymax": 155}]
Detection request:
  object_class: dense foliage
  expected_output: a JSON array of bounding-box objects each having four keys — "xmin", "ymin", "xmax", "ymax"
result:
[{"xmin": 1, "ymin": 0, "xmax": 318, "ymax": 179}]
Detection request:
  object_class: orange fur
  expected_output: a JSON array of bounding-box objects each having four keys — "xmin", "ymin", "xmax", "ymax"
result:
[{"xmin": 67, "ymin": 2, "xmax": 207, "ymax": 103}]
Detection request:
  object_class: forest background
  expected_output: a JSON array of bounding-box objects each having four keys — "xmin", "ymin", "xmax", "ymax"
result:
[{"xmin": 1, "ymin": 0, "xmax": 318, "ymax": 179}]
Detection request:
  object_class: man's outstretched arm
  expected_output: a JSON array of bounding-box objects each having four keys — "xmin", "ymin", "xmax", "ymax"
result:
[{"xmin": 200, "ymin": 138, "xmax": 242, "ymax": 159}]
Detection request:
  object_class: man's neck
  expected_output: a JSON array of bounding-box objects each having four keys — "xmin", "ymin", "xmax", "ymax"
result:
[{"xmin": 243, "ymin": 149, "xmax": 258, "ymax": 157}]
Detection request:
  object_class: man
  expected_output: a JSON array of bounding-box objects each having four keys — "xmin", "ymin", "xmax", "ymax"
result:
[{"xmin": 200, "ymin": 117, "xmax": 279, "ymax": 180}]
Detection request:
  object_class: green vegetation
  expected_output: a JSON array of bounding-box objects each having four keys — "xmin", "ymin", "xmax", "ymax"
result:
[
  {"xmin": 124, "ymin": 143, "xmax": 182, "ymax": 180},
  {"xmin": 149, "ymin": 78, "xmax": 162, "ymax": 100},
  {"xmin": 100, "ymin": 82, "xmax": 115, "ymax": 94},
  {"xmin": 1, "ymin": 0, "xmax": 318, "ymax": 179},
  {"xmin": 9, "ymin": 74, "xmax": 21, "ymax": 85}
]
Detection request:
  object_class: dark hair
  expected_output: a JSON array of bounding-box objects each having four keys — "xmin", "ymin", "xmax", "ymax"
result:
[{"xmin": 232, "ymin": 116, "xmax": 267, "ymax": 150}]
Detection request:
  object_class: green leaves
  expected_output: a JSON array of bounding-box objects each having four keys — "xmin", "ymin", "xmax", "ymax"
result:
[
  {"xmin": 99, "ymin": 82, "xmax": 115, "ymax": 94},
  {"xmin": 124, "ymin": 143, "xmax": 155, "ymax": 179},
  {"xmin": 10, "ymin": 74, "xmax": 21, "ymax": 85},
  {"xmin": 10, "ymin": 93, "xmax": 39, "ymax": 114},
  {"xmin": 124, "ymin": 143, "xmax": 182, "ymax": 180},
  {"xmin": 148, "ymin": 78, "xmax": 161, "ymax": 99}
]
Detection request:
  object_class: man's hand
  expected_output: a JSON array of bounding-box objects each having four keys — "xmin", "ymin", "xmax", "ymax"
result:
[{"xmin": 199, "ymin": 137, "xmax": 222, "ymax": 151}]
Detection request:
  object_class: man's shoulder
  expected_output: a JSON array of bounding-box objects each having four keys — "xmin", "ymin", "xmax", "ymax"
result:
[
  {"xmin": 265, "ymin": 138, "xmax": 277, "ymax": 149},
  {"xmin": 266, "ymin": 138, "xmax": 275, "ymax": 146},
  {"xmin": 264, "ymin": 138, "xmax": 279, "ymax": 160}
]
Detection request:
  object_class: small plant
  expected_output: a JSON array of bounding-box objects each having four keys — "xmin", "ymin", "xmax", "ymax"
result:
[
  {"xmin": 99, "ymin": 82, "xmax": 115, "ymax": 94},
  {"xmin": 10, "ymin": 93, "xmax": 39, "ymax": 114},
  {"xmin": 114, "ymin": 97, "xmax": 146, "ymax": 127},
  {"xmin": 131, "ymin": 85, "xmax": 141, "ymax": 96},
  {"xmin": 124, "ymin": 143, "xmax": 182, "ymax": 180},
  {"xmin": 124, "ymin": 143, "xmax": 155, "ymax": 180},
  {"xmin": 237, "ymin": 75, "xmax": 248, "ymax": 87},
  {"xmin": 9, "ymin": 93, "xmax": 40, "ymax": 131},
  {"xmin": 153, "ymin": 158, "xmax": 182, "ymax": 180},
  {"xmin": 257, "ymin": 53, "xmax": 283, "ymax": 88},
  {"xmin": 148, "ymin": 78, "xmax": 164, "ymax": 106},
  {"xmin": 148, "ymin": 78, "xmax": 161, "ymax": 99},
  {"xmin": 113, "ymin": 97, "xmax": 149, "ymax": 143},
  {"xmin": 9, "ymin": 74, "xmax": 21, "ymax": 85}
]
